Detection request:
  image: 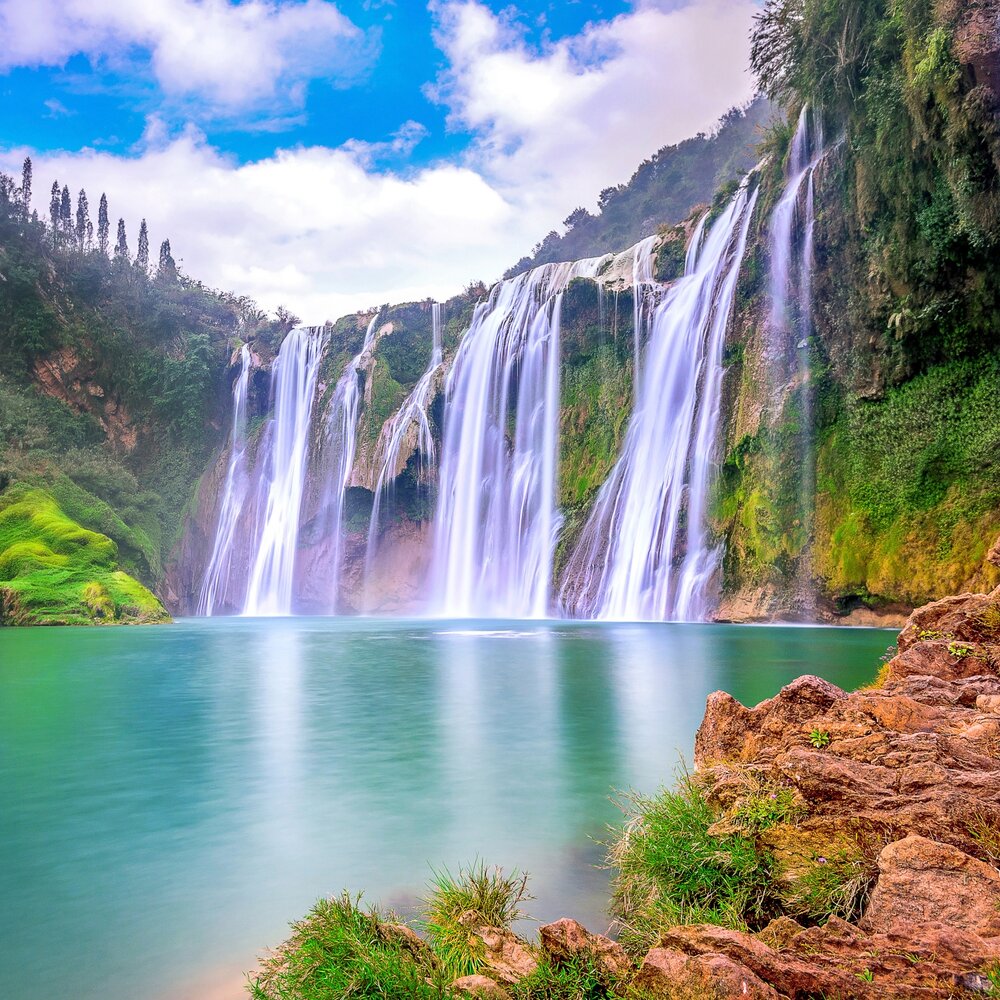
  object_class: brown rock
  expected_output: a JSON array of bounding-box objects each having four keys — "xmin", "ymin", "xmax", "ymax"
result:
[
  {"xmin": 633, "ymin": 946, "xmax": 781, "ymax": 999},
  {"xmin": 862, "ymin": 835, "xmax": 1000, "ymax": 938},
  {"xmin": 376, "ymin": 922, "xmax": 435, "ymax": 963},
  {"xmin": 451, "ymin": 974, "xmax": 510, "ymax": 999},
  {"xmin": 471, "ymin": 926, "xmax": 538, "ymax": 984},
  {"xmin": 538, "ymin": 918, "xmax": 631, "ymax": 978}
]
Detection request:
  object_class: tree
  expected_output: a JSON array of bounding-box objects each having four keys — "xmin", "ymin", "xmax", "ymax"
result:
[
  {"xmin": 20, "ymin": 157, "xmax": 31, "ymax": 219},
  {"xmin": 75, "ymin": 189, "xmax": 90, "ymax": 250},
  {"xmin": 136, "ymin": 218, "xmax": 150, "ymax": 273},
  {"xmin": 97, "ymin": 194, "xmax": 110, "ymax": 256},
  {"xmin": 114, "ymin": 218, "xmax": 129, "ymax": 265},
  {"xmin": 49, "ymin": 181, "xmax": 60, "ymax": 243},
  {"xmin": 157, "ymin": 239, "xmax": 177, "ymax": 281},
  {"xmin": 59, "ymin": 184, "xmax": 72, "ymax": 235}
]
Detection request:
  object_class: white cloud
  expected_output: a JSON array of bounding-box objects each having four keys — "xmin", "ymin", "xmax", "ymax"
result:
[
  {"xmin": 1, "ymin": 0, "xmax": 758, "ymax": 323},
  {"xmin": 429, "ymin": 0, "xmax": 758, "ymax": 217},
  {"xmin": 0, "ymin": 0, "xmax": 369, "ymax": 115}
]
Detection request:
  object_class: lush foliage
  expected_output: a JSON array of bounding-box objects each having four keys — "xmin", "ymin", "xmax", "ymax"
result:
[
  {"xmin": 506, "ymin": 99, "xmax": 772, "ymax": 276},
  {"xmin": 0, "ymin": 483, "xmax": 167, "ymax": 624}
]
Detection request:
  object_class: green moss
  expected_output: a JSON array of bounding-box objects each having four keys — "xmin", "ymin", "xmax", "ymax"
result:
[{"xmin": 0, "ymin": 484, "xmax": 169, "ymax": 625}]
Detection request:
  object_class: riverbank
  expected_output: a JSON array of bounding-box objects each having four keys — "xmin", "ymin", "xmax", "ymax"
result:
[{"xmin": 248, "ymin": 575, "xmax": 1000, "ymax": 999}]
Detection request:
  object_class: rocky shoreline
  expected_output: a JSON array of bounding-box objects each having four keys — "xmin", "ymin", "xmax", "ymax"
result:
[{"xmin": 251, "ymin": 568, "xmax": 1000, "ymax": 999}]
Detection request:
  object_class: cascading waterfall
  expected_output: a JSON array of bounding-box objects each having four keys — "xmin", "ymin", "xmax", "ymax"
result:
[
  {"xmin": 560, "ymin": 180, "xmax": 759, "ymax": 621},
  {"xmin": 364, "ymin": 304, "xmax": 443, "ymax": 579},
  {"xmin": 198, "ymin": 344, "xmax": 252, "ymax": 616},
  {"xmin": 431, "ymin": 257, "xmax": 608, "ymax": 618},
  {"xmin": 243, "ymin": 327, "xmax": 327, "ymax": 616},
  {"xmin": 631, "ymin": 235, "xmax": 660, "ymax": 376},
  {"xmin": 315, "ymin": 314, "xmax": 380, "ymax": 610}
]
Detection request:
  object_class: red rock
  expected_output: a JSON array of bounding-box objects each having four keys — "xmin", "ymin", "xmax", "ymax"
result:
[
  {"xmin": 538, "ymin": 918, "xmax": 631, "ymax": 978},
  {"xmin": 451, "ymin": 974, "xmax": 510, "ymax": 998}
]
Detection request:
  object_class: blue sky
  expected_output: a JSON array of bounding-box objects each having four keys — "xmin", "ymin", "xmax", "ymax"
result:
[{"xmin": 0, "ymin": 0, "xmax": 757, "ymax": 320}]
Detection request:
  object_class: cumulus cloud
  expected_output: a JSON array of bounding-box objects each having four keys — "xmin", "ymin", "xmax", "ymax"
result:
[
  {"xmin": 0, "ymin": 0, "xmax": 370, "ymax": 115},
  {"xmin": 429, "ymin": 0, "xmax": 758, "ymax": 216},
  {"xmin": 1, "ymin": 0, "xmax": 759, "ymax": 323}
]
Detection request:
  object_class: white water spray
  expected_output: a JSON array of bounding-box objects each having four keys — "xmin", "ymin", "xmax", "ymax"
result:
[
  {"xmin": 431, "ymin": 258, "xmax": 608, "ymax": 618},
  {"xmin": 243, "ymin": 327, "xmax": 327, "ymax": 616},
  {"xmin": 561, "ymin": 181, "xmax": 760, "ymax": 621},
  {"xmin": 198, "ymin": 344, "xmax": 252, "ymax": 615}
]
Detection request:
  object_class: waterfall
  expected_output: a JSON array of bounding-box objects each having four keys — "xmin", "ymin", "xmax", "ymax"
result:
[
  {"xmin": 631, "ymin": 235, "xmax": 660, "ymax": 376},
  {"xmin": 315, "ymin": 313, "xmax": 381, "ymax": 610},
  {"xmin": 431, "ymin": 257, "xmax": 607, "ymax": 618},
  {"xmin": 560, "ymin": 180, "xmax": 760, "ymax": 621},
  {"xmin": 769, "ymin": 105, "xmax": 824, "ymax": 369},
  {"xmin": 198, "ymin": 344, "xmax": 252, "ymax": 616},
  {"xmin": 243, "ymin": 327, "xmax": 327, "ymax": 616},
  {"xmin": 364, "ymin": 304, "xmax": 443, "ymax": 582}
]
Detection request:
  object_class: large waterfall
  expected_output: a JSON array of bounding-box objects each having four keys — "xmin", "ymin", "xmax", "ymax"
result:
[
  {"xmin": 560, "ymin": 181, "xmax": 759, "ymax": 621},
  {"xmin": 430, "ymin": 258, "xmax": 607, "ymax": 618},
  {"xmin": 243, "ymin": 327, "xmax": 327, "ymax": 616},
  {"xmin": 198, "ymin": 344, "xmax": 251, "ymax": 616},
  {"xmin": 364, "ymin": 304, "xmax": 443, "ymax": 580}
]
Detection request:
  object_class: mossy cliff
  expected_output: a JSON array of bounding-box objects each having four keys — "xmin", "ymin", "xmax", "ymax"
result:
[
  {"xmin": 712, "ymin": 0, "xmax": 1000, "ymax": 622},
  {"xmin": 0, "ymin": 484, "xmax": 167, "ymax": 625}
]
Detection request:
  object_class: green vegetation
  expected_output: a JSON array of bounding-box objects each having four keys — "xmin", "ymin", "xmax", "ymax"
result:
[
  {"xmin": 607, "ymin": 774, "xmax": 776, "ymax": 954},
  {"xmin": 248, "ymin": 893, "xmax": 448, "ymax": 1000},
  {"xmin": 0, "ymin": 484, "xmax": 168, "ymax": 624},
  {"xmin": 507, "ymin": 99, "xmax": 772, "ymax": 276},
  {"xmin": 808, "ymin": 728, "xmax": 831, "ymax": 749},
  {"xmin": 421, "ymin": 861, "xmax": 531, "ymax": 978}
]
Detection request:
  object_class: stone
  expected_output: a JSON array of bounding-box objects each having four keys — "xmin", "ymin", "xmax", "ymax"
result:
[
  {"xmin": 633, "ymin": 943, "xmax": 781, "ymax": 999},
  {"xmin": 471, "ymin": 926, "xmax": 539, "ymax": 984},
  {"xmin": 862, "ymin": 835, "xmax": 1000, "ymax": 938},
  {"xmin": 538, "ymin": 917, "xmax": 631, "ymax": 978},
  {"xmin": 451, "ymin": 974, "xmax": 510, "ymax": 999}
]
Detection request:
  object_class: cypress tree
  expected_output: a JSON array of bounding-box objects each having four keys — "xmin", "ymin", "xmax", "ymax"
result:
[
  {"xmin": 49, "ymin": 181, "xmax": 60, "ymax": 244},
  {"xmin": 136, "ymin": 218, "xmax": 150, "ymax": 273},
  {"xmin": 59, "ymin": 184, "xmax": 72, "ymax": 234},
  {"xmin": 20, "ymin": 157, "xmax": 31, "ymax": 219},
  {"xmin": 114, "ymin": 218, "xmax": 129, "ymax": 265},
  {"xmin": 75, "ymin": 189, "xmax": 90, "ymax": 250},
  {"xmin": 97, "ymin": 194, "xmax": 110, "ymax": 256},
  {"xmin": 157, "ymin": 239, "xmax": 177, "ymax": 281}
]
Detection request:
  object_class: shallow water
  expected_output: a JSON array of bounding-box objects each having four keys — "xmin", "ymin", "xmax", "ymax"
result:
[{"xmin": 0, "ymin": 617, "xmax": 891, "ymax": 1000}]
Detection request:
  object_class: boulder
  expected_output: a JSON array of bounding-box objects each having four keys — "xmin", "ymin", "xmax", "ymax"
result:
[
  {"xmin": 451, "ymin": 974, "xmax": 510, "ymax": 999},
  {"xmin": 538, "ymin": 917, "xmax": 631, "ymax": 978},
  {"xmin": 862, "ymin": 835, "xmax": 1000, "ymax": 938},
  {"xmin": 470, "ymin": 926, "xmax": 538, "ymax": 984},
  {"xmin": 633, "ymin": 945, "xmax": 781, "ymax": 999}
]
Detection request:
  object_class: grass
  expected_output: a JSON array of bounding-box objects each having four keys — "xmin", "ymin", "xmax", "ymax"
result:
[
  {"xmin": 421, "ymin": 861, "xmax": 532, "ymax": 978},
  {"xmin": 777, "ymin": 841, "xmax": 880, "ymax": 923},
  {"xmin": 247, "ymin": 893, "xmax": 447, "ymax": 1000},
  {"xmin": 508, "ymin": 955, "xmax": 623, "ymax": 1000},
  {"xmin": 606, "ymin": 771, "xmax": 776, "ymax": 955},
  {"xmin": 0, "ymin": 483, "xmax": 168, "ymax": 624}
]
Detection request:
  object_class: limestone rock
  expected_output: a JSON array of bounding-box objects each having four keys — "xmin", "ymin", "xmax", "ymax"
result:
[
  {"xmin": 471, "ymin": 926, "xmax": 538, "ymax": 984},
  {"xmin": 862, "ymin": 835, "xmax": 1000, "ymax": 938},
  {"xmin": 451, "ymin": 974, "xmax": 510, "ymax": 998},
  {"xmin": 634, "ymin": 943, "xmax": 781, "ymax": 999},
  {"xmin": 538, "ymin": 918, "xmax": 631, "ymax": 978}
]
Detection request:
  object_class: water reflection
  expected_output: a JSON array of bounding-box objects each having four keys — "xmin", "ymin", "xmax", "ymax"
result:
[{"xmin": 0, "ymin": 618, "xmax": 889, "ymax": 1000}]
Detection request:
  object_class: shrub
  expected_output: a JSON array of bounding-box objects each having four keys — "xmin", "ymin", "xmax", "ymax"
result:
[
  {"xmin": 421, "ymin": 861, "xmax": 532, "ymax": 978},
  {"xmin": 247, "ymin": 893, "xmax": 446, "ymax": 1000},
  {"xmin": 606, "ymin": 771, "xmax": 776, "ymax": 955}
]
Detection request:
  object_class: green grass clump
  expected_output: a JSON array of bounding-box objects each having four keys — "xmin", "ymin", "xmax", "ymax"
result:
[
  {"xmin": 778, "ymin": 846, "xmax": 878, "ymax": 923},
  {"xmin": 509, "ymin": 954, "xmax": 624, "ymax": 1000},
  {"xmin": 607, "ymin": 772, "xmax": 775, "ymax": 955},
  {"xmin": 421, "ymin": 861, "xmax": 532, "ymax": 978},
  {"xmin": 0, "ymin": 483, "xmax": 168, "ymax": 625},
  {"xmin": 247, "ymin": 892, "xmax": 447, "ymax": 1000}
]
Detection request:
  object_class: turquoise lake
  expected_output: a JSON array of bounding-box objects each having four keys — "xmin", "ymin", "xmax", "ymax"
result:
[{"xmin": 0, "ymin": 618, "xmax": 892, "ymax": 1000}]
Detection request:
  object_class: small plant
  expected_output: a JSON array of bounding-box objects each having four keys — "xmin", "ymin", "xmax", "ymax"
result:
[
  {"xmin": 949, "ymin": 641, "xmax": 974, "ymax": 658},
  {"xmin": 421, "ymin": 861, "xmax": 531, "ymax": 978},
  {"xmin": 967, "ymin": 813, "xmax": 1000, "ymax": 864},
  {"xmin": 916, "ymin": 629, "xmax": 944, "ymax": 641},
  {"xmin": 729, "ymin": 778, "xmax": 804, "ymax": 833},
  {"xmin": 780, "ymin": 842, "xmax": 880, "ymax": 923},
  {"xmin": 880, "ymin": 645, "xmax": 898, "ymax": 664},
  {"xmin": 984, "ymin": 960, "xmax": 1000, "ymax": 997},
  {"xmin": 857, "ymin": 967, "xmax": 875, "ymax": 982},
  {"xmin": 808, "ymin": 729, "xmax": 831, "ymax": 749}
]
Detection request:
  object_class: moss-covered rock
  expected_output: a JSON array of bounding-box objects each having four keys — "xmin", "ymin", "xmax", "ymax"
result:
[{"xmin": 0, "ymin": 484, "xmax": 170, "ymax": 625}]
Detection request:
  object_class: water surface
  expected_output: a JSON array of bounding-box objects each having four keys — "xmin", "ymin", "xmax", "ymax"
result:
[{"xmin": 0, "ymin": 618, "xmax": 891, "ymax": 1000}]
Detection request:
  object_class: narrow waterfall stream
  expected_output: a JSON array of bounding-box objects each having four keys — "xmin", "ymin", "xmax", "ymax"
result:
[
  {"xmin": 198, "ymin": 344, "xmax": 251, "ymax": 616},
  {"xmin": 560, "ymin": 181, "xmax": 759, "ymax": 621},
  {"xmin": 314, "ymin": 314, "xmax": 381, "ymax": 611},
  {"xmin": 243, "ymin": 327, "xmax": 327, "ymax": 616},
  {"xmin": 363, "ymin": 303, "xmax": 443, "ymax": 584},
  {"xmin": 430, "ymin": 257, "xmax": 608, "ymax": 618}
]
